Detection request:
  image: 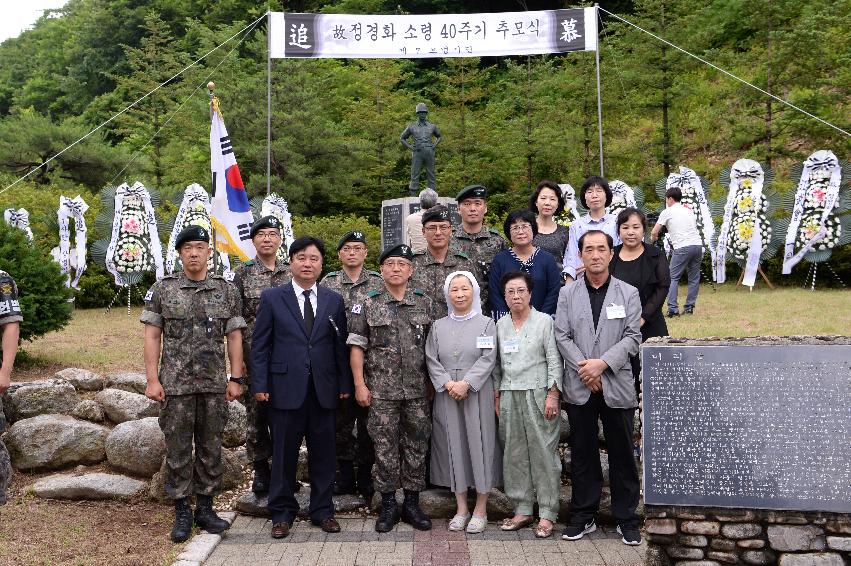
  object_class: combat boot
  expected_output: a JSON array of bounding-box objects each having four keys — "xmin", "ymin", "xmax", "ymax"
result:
[
  {"xmin": 334, "ymin": 460, "xmax": 357, "ymax": 495},
  {"xmin": 356, "ymin": 462, "xmax": 374, "ymax": 501},
  {"xmin": 252, "ymin": 459, "xmax": 271, "ymax": 494},
  {"xmin": 401, "ymin": 489, "xmax": 432, "ymax": 531},
  {"xmin": 194, "ymin": 494, "xmax": 230, "ymax": 534},
  {"xmin": 375, "ymin": 491, "xmax": 400, "ymax": 533},
  {"xmin": 171, "ymin": 497, "xmax": 193, "ymax": 543}
]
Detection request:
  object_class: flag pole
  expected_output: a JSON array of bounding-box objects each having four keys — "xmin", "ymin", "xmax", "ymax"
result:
[
  {"xmin": 266, "ymin": 10, "xmax": 272, "ymax": 196},
  {"xmin": 594, "ymin": 3, "xmax": 605, "ymax": 177},
  {"xmin": 208, "ymin": 81, "xmax": 220, "ymax": 273}
]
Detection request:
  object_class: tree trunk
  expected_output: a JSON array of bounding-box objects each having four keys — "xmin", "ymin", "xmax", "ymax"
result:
[
  {"xmin": 153, "ymin": 102, "xmax": 162, "ymax": 189},
  {"xmin": 764, "ymin": 6, "xmax": 773, "ymax": 168},
  {"xmin": 526, "ymin": 56, "xmax": 533, "ymax": 190},
  {"xmin": 460, "ymin": 61, "xmax": 466, "ymax": 183},
  {"xmin": 660, "ymin": 2, "xmax": 672, "ymax": 178}
]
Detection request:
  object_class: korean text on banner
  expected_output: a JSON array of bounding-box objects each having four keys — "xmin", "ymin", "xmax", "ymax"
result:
[{"xmin": 269, "ymin": 9, "xmax": 597, "ymax": 59}]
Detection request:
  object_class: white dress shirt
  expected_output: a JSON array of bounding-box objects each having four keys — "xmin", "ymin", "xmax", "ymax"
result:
[
  {"xmin": 561, "ymin": 213, "xmax": 621, "ymax": 279},
  {"xmin": 292, "ymin": 280, "xmax": 318, "ymax": 318}
]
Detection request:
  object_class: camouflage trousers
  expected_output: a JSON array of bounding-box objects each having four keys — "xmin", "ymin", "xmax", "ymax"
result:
[
  {"xmin": 368, "ymin": 397, "xmax": 431, "ymax": 493},
  {"xmin": 159, "ymin": 393, "xmax": 228, "ymax": 500},
  {"xmin": 335, "ymin": 398, "xmax": 374, "ymax": 466},
  {"xmin": 0, "ymin": 439, "xmax": 10, "ymax": 506},
  {"xmin": 240, "ymin": 390, "xmax": 272, "ymax": 464}
]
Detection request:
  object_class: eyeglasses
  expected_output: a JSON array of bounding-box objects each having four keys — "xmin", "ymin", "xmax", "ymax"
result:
[
  {"xmin": 509, "ymin": 223, "xmax": 532, "ymax": 233},
  {"xmin": 341, "ymin": 245, "xmax": 366, "ymax": 253},
  {"xmin": 255, "ymin": 231, "xmax": 280, "ymax": 240},
  {"xmin": 424, "ymin": 225, "xmax": 452, "ymax": 233},
  {"xmin": 505, "ymin": 288, "xmax": 529, "ymax": 296},
  {"xmin": 382, "ymin": 260, "xmax": 411, "ymax": 268}
]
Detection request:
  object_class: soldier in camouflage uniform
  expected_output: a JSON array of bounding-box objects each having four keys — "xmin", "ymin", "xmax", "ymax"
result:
[
  {"xmin": 347, "ymin": 244, "xmax": 434, "ymax": 533},
  {"xmin": 232, "ymin": 215, "xmax": 291, "ymax": 494},
  {"xmin": 451, "ymin": 185, "xmax": 507, "ymax": 316},
  {"xmin": 412, "ymin": 205, "xmax": 480, "ymax": 319},
  {"xmin": 142, "ymin": 225, "xmax": 247, "ymax": 543},
  {"xmin": 0, "ymin": 269, "xmax": 22, "ymax": 506},
  {"xmin": 320, "ymin": 230, "xmax": 382, "ymax": 499}
]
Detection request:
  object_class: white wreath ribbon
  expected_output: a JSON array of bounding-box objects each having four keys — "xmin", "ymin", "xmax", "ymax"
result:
[
  {"xmin": 608, "ymin": 180, "xmax": 637, "ymax": 211},
  {"xmin": 166, "ymin": 184, "xmax": 231, "ymax": 276},
  {"xmin": 57, "ymin": 195, "xmax": 89, "ymax": 288},
  {"xmin": 105, "ymin": 182, "xmax": 164, "ymax": 286},
  {"xmin": 782, "ymin": 150, "xmax": 842, "ymax": 274},
  {"xmin": 665, "ymin": 166, "xmax": 715, "ymax": 273},
  {"xmin": 714, "ymin": 160, "xmax": 764, "ymax": 286},
  {"xmin": 4, "ymin": 208, "xmax": 33, "ymax": 241},
  {"xmin": 558, "ymin": 183, "xmax": 580, "ymax": 220},
  {"xmin": 260, "ymin": 193, "xmax": 296, "ymax": 255}
]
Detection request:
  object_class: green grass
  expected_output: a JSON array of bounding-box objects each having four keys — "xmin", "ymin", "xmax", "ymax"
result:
[{"xmin": 16, "ymin": 285, "xmax": 850, "ymax": 376}]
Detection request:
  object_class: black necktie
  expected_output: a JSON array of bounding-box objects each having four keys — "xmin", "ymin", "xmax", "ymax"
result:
[{"xmin": 303, "ymin": 289, "xmax": 314, "ymax": 335}]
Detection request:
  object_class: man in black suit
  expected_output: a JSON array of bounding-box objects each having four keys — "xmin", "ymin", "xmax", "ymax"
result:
[{"xmin": 251, "ymin": 236, "xmax": 353, "ymax": 539}]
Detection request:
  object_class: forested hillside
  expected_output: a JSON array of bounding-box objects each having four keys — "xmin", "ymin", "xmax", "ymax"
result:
[{"xmin": 0, "ymin": 0, "xmax": 847, "ymax": 233}]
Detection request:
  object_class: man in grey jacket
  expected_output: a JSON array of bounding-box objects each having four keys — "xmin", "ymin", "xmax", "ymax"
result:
[{"xmin": 554, "ymin": 230, "xmax": 642, "ymax": 546}]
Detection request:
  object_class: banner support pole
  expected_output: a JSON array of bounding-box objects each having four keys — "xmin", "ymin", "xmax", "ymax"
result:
[
  {"xmin": 208, "ymin": 82, "xmax": 220, "ymax": 273},
  {"xmin": 594, "ymin": 4, "xmax": 604, "ymax": 177},
  {"xmin": 266, "ymin": 10, "xmax": 272, "ymax": 196}
]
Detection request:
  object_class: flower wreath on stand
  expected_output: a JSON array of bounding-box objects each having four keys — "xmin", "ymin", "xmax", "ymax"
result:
[
  {"xmin": 654, "ymin": 166, "xmax": 716, "ymax": 269},
  {"xmin": 165, "ymin": 184, "xmax": 231, "ymax": 277},
  {"xmin": 90, "ymin": 182, "xmax": 164, "ymax": 312},
  {"xmin": 607, "ymin": 180, "xmax": 645, "ymax": 219},
  {"xmin": 554, "ymin": 183, "xmax": 580, "ymax": 228},
  {"xmin": 249, "ymin": 193, "xmax": 296, "ymax": 262},
  {"xmin": 780, "ymin": 150, "xmax": 851, "ymax": 286},
  {"xmin": 713, "ymin": 159, "xmax": 784, "ymax": 287}
]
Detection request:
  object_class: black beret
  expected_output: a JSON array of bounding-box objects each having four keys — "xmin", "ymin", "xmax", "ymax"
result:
[
  {"xmin": 378, "ymin": 244, "xmax": 414, "ymax": 264},
  {"xmin": 337, "ymin": 230, "xmax": 367, "ymax": 251},
  {"xmin": 456, "ymin": 184, "xmax": 488, "ymax": 202},
  {"xmin": 249, "ymin": 215, "xmax": 282, "ymax": 239},
  {"xmin": 421, "ymin": 205, "xmax": 451, "ymax": 225},
  {"xmin": 175, "ymin": 225, "xmax": 210, "ymax": 249}
]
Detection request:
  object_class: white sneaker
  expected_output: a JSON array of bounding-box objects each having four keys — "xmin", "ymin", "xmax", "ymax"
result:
[
  {"xmin": 466, "ymin": 515, "xmax": 487, "ymax": 534},
  {"xmin": 448, "ymin": 513, "xmax": 471, "ymax": 531}
]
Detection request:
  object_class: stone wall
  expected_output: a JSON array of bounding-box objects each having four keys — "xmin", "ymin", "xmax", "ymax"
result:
[{"xmin": 645, "ymin": 505, "xmax": 850, "ymax": 565}]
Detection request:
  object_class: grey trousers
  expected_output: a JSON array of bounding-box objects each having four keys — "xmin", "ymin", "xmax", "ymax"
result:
[{"xmin": 667, "ymin": 245, "xmax": 703, "ymax": 312}]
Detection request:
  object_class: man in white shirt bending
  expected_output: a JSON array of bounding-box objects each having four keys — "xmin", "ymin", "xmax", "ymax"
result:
[{"xmin": 651, "ymin": 187, "xmax": 704, "ymax": 316}]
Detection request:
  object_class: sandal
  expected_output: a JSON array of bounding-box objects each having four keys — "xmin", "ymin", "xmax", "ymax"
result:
[
  {"xmin": 448, "ymin": 513, "xmax": 471, "ymax": 531},
  {"xmin": 534, "ymin": 520, "xmax": 554, "ymax": 538},
  {"xmin": 500, "ymin": 516, "xmax": 535, "ymax": 531},
  {"xmin": 466, "ymin": 515, "xmax": 487, "ymax": 534}
]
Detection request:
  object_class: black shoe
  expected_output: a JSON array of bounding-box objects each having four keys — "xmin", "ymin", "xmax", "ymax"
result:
[
  {"xmin": 334, "ymin": 460, "xmax": 357, "ymax": 495},
  {"xmin": 617, "ymin": 524, "xmax": 642, "ymax": 546},
  {"xmin": 356, "ymin": 462, "xmax": 374, "ymax": 500},
  {"xmin": 375, "ymin": 492, "xmax": 400, "ymax": 533},
  {"xmin": 194, "ymin": 494, "xmax": 230, "ymax": 534},
  {"xmin": 252, "ymin": 459, "xmax": 271, "ymax": 494},
  {"xmin": 562, "ymin": 519, "xmax": 596, "ymax": 540},
  {"xmin": 684, "ymin": 307, "xmax": 694, "ymax": 315},
  {"xmin": 666, "ymin": 310, "xmax": 680, "ymax": 318},
  {"xmin": 400, "ymin": 490, "xmax": 432, "ymax": 531},
  {"xmin": 171, "ymin": 498, "xmax": 193, "ymax": 543}
]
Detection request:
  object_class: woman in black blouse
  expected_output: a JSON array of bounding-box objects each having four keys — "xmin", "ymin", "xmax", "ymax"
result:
[{"xmin": 609, "ymin": 207, "xmax": 670, "ymax": 395}]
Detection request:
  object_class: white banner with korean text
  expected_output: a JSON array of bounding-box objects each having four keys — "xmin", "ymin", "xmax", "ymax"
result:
[{"xmin": 269, "ymin": 9, "xmax": 597, "ymax": 59}]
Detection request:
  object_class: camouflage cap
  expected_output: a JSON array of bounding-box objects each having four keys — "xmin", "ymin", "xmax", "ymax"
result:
[
  {"xmin": 421, "ymin": 205, "xmax": 451, "ymax": 225},
  {"xmin": 379, "ymin": 244, "xmax": 414, "ymax": 264},
  {"xmin": 456, "ymin": 184, "xmax": 488, "ymax": 202},
  {"xmin": 249, "ymin": 215, "xmax": 282, "ymax": 239},
  {"xmin": 337, "ymin": 230, "xmax": 367, "ymax": 251},
  {"xmin": 175, "ymin": 225, "xmax": 210, "ymax": 249}
]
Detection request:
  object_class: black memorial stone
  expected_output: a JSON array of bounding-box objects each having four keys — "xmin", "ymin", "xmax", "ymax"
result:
[
  {"xmin": 381, "ymin": 203, "xmax": 405, "ymax": 250},
  {"xmin": 642, "ymin": 343, "xmax": 851, "ymax": 513}
]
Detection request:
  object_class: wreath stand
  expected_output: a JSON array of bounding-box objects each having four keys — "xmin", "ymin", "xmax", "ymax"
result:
[
  {"xmin": 736, "ymin": 266, "xmax": 775, "ymax": 290},
  {"xmin": 803, "ymin": 262, "xmax": 847, "ymax": 292},
  {"xmin": 104, "ymin": 284, "xmax": 142, "ymax": 315}
]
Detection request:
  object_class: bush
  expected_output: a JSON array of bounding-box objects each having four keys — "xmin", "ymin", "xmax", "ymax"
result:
[
  {"xmin": 291, "ymin": 214, "xmax": 381, "ymax": 275},
  {"xmin": 0, "ymin": 223, "xmax": 72, "ymax": 342}
]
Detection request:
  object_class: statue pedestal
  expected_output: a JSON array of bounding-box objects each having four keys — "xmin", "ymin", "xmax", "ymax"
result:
[{"xmin": 380, "ymin": 196, "xmax": 460, "ymax": 250}]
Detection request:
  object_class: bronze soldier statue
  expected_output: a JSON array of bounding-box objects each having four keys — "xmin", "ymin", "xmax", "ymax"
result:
[
  {"xmin": 347, "ymin": 244, "xmax": 434, "ymax": 533},
  {"xmin": 142, "ymin": 225, "xmax": 246, "ymax": 542},
  {"xmin": 401, "ymin": 103, "xmax": 442, "ymax": 195},
  {"xmin": 0, "ymin": 269, "xmax": 22, "ymax": 506},
  {"xmin": 232, "ymin": 215, "xmax": 291, "ymax": 495},
  {"xmin": 320, "ymin": 230, "xmax": 382, "ymax": 500}
]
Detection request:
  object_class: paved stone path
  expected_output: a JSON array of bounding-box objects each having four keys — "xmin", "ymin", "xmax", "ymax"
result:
[{"xmin": 205, "ymin": 516, "xmax": 646, "ymax": 565}]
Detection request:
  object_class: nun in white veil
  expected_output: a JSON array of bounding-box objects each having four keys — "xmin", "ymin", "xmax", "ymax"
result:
[{"xmin": 426, "ymin": 270, "xmax": 502, "ymax": 534}]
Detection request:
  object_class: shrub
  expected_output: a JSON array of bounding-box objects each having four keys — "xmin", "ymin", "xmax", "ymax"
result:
[
  {"xmin": 292, "ymin": 214, "xmax": 381, "ymax": 275},
  {"xmin": 0, "ymin": 223, "xmax": 72, "ymax": 342}
]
